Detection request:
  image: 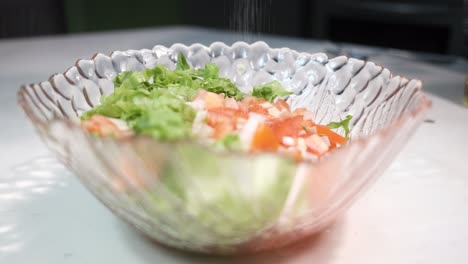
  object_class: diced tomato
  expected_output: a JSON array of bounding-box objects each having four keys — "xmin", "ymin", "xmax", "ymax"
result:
[
  {"xmin": 274, "ymin": 98, "xmax": 290, "ymax": 111},
  {"xmin": 242, "ymin": 96, "xmax": 266, "ymax": 106},
  {"xmin": 206, "ymin": 107, "xmax": 253, "ymax": 139},
  {"xmin": 194, "ymin": 90, "xmax": 225, "ymax": 109},
  {"xmin": 302, "ymin": 119, "xmax": 315, "ymax": 127},
  {"xmin": 305, "ymin": 134, "xmax": 330, "ymax": 156},
  {"xmin": 211, "ymin": 122, "xmax": 234, "ymax": 139},
  {"xmin": 206, "ymin": 112, "xmax": 227, "ymax": 127},
  {"xmin": 239, "ymin": 96, "xmax": 269, "ymax": 115},
  {"xmin": 194, "ymin": 90, "xmax": 208, "ymax": 100},
  {"xmin": 208, "ymin": 107, "xmax": 236, "ymax": 117},
  {"xmin": 300, "ymin": 119, "xmax": 316, "ymax": 136},
  {"xmin": 224, "ymin": 97, "xmax": 239, "ymax": 109},
  {"xmin": 294, "ymin": 107, "xmax": 307, "ymax": 115},
  {"xmin": 241, "ymin": 96, "xmax": 256, "ymax": 106},
  {"xmin": 238, "ymin": 99, "xmax": 250, "ymax": 115},
  {"xmin": 189, "ymin": 88, "xmax": 348, "ymax": 159},
  {"xmin": 206, "ymin": 109, "xmax": 236, "ymax": 139},
  {"xmin": 251, "ymin": 124, "xmax": 279, "ymax": 151},
  {"xmin": 249, "ymin": 104, "xmax": 269, "ymax": 115},
  {"xmin": 208, "ymin": 107, "xmax": 247, "ymax": 120},
  {"xmin": 204, "ymin": 92, "xmax": 224, "ymax": 109},
  {"xmin": 316, "ymin": 125, "xmax": 347, "ymax": 146},
  {"xmin": 82, "ymin": 115, "xmax": 125, "ymax": 138},
  {"xmin": 267, "ymin": 115, "xmax": 304, "ymax": 141}
]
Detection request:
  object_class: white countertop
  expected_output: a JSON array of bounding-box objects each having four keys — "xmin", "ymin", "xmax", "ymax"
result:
[{"xmin": 1, "ymin": 26, "xmax": 468, "ymax": 264}]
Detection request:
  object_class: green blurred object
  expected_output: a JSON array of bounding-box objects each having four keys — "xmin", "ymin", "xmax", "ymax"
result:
[{"xmin": 64, "ymin": 0, "xmax": 183, "ymax": 33}]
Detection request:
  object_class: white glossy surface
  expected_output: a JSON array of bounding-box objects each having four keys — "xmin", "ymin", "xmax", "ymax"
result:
[{"xmin": 1, "ymin": 26, "xmax": 468, "ymax": 263}]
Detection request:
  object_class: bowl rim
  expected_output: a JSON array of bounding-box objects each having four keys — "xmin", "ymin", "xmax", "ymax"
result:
[{"xmin": 18, "ymin": 41, "xmax": 432, "ymax": 166}]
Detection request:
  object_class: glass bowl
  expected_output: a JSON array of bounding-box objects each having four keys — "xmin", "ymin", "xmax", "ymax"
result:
[{"xmin": 18, "ymin": 41, "xmax": 431, "ymax": 254}]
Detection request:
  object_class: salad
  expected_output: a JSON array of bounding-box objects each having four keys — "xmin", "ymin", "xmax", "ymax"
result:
[
  {"xmin": 81, "ymin": 53, "xmax": 351, "ymax": 161},
  {"xmin": 78, "ymin": 53, "xmax": 353, "ymax": 242}
]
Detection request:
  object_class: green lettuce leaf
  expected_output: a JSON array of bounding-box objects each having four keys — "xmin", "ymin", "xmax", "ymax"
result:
[
  {"xmin": 202, "ymin": 77, "xmax": 244, "ymax": 100},
  {"xmin": 153, "ymin": 144, "xmax": 296, "ymax": 242},
  {"xmin": 252, "ymin": 80, "xmax": 292, "ymax": 102},
  {"xmin": 82, "ymin": 52, "xmax": 248, "ymax": 140},
  {"xmin": 176, "ymin": 52, "xmax": 190, "ymax": 71},
  {"xmin": 327, "ymin": 115, "xmax": 353, "ymax": 138},
  {"xmin": 82, "ymin": 86, "xmax": 195, "ymax": 140},
  {"xmin": 214, "ymin": 133, "xmax": 242, "ymax": 150}
]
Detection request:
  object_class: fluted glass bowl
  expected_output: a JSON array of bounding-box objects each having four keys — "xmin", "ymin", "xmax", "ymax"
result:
[{"xmin": 18, "ymin": 42, "xmax": 431, "ymax": 254}]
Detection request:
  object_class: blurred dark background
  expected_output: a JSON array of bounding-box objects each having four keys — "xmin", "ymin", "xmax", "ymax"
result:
[{"xmin": 0, "ymin": 0, "xmax": 465, "ymax": 55}]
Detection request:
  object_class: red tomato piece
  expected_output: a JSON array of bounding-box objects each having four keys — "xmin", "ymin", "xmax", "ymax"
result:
[
  {"xmin": 242, "ymin": 96, "xmax": 266, "ymax": 106},
  {"xmin": 305, "ymin": 134, "xmax": 330, "ymax": 157},
  {"xmin": 209, "ymin": 107, "xmax": 248, "ymax": 120},
  {"xmin": 224, "ymin": 97, "xmax": 239, "ymax": 109},
  {"xmin": 316, "ymin": 125, "xmax": 347, "ymax": 146},
  {"xmin": 302, "ymin": 119, "xmax": 315, "ymax": 127},
  {"xmin": 194, "ymin": 89, "xmax": 208, "ymax": 100},
  {"xmin": 206, "ymin": 106, "xmax": 254, "ymax": 139},
  {"xmin": 267, "ymin": 115, "xmax": 304, "ymax": 141},
  {"xmin": 251, "ymin": 124, "xmax": 280, "ymax": 151},
  {"xmin": 294, "ymin": 107, "xmax": 307, "ymax": 115},
  {"xmin": 300, "ymin": 119, "xmax": 316, "ymax": 136},
  {"xmin": 249, "ymin": 104, "xmax": 269, "ymax": 115},
  {"xmin": 274, "ymin": 98, "xmax": 290, "ymax": 111},
  {"xmin": 82, "ymin": 115, "xmax": 125, "ymax": 138},
  {"xmin": 212, "ymin": 122, "xmax": 234, "ymax": 139},
  {"xmin": 204, "ymin": 92, "xmax": 224, "ymax": 109}
]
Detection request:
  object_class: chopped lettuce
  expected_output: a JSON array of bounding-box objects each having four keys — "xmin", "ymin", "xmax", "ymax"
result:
[
  {"xmin": 152, "ymin": 143, "xmax": 296, "ymax": 241},
  {"xmin": 176, "ymin": 52, "xmax": 190, "ymax": 71},
  {"xmin": 82, "ymin": 87, "xmax": 195, "ymax": 140},
  {"xmin": 82, "ymin": 53, "xmax": 292, "ymax": 141},
  {"xmin": 81, "ymin": 53, "xmax": 246, "ymax": 140},
  {"xmin": 214, "ymin": 133, "xmax": 242, "ymax": 150},
  {"xmin": 327, "ymin": 115, "xmax": 352, "ymax": 138},
  {"xmin": 202, "ymin": 77, "xmax": 244, "ymax": 101},
  {"xmin": 252, "ymin": 81, "xmax": 292, "ymax": 102}
]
